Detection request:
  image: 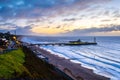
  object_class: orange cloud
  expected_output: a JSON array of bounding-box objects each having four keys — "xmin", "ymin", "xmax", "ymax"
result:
[{"xmin": 32, "ymin": 27, "xmax": 65, "ymax": 34}]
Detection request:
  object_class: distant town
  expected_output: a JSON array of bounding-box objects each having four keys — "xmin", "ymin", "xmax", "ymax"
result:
[{"xmin": 0, "ymin": 32, "xmax": 20, "ymax": 53}]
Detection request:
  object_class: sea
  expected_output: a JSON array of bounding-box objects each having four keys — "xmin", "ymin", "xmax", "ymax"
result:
[{"xmin": 21, "ymin": 36, "xmax": 120, "ymax": 80}]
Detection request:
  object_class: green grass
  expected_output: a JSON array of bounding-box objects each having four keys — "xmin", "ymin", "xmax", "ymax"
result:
[
  {"xmin": 0, "ymin": 47, "xmax": 73, "ymax": 79},
  {"xmin": 0, "ymin": 49, "xmax": 27, "ymax": 79}
]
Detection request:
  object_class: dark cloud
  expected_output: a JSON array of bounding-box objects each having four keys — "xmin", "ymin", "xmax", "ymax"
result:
[
  {"xmin": 101, "ymin": 19, "xmax": 111, "ymax": 22},
  {"xmin": 44, "ymin": 26, "xmax": 50, "ymax": 28},
  {"xmin": 113, "ymin": 11, "xmax": 120, "ymax": 17},
  {"xmin": 63, "ymin": 18, "xmax": 77, "ymax": 21},
  {"xmin": 11, "ymin": 26, "xmax": 33, "ymax": 35},
  {"xmin": 113, "ymin": 10, "xmax": 119, "ymax": 15},
  {"xmin": 56, "ymin": 25, "xmax": 61, "ymax": 28},
  {"xmin": 104, "ymin": 10, "xmax": 110, "ymax": 15},
  {"xmin": 0, "ymin": 0, "xmax": 78, "ymax": 19},
  {"xmin": 62, "ymin": 25, "xmax": 120, "ymax": 35},
  {"xmin": 0, "ymin": 24, "xmax": 34, "ymax": 35},
  {"xmin": 0, "ymin": 23, "xmax": 16, "ymax": 27},
  {"xmin": 62, "ymin": 17, "xmax": 83, "ymax": 22},
  {"xmin": 0, "ymin": 0, "xmax": 110, "ymax": 19},
  {"xmin": 0, "ymin": 22, "xmax": 17, "ymax": 30},
  {"xmin": 90, "ymin": 16, "xmax": 98, "ymax": 19}
]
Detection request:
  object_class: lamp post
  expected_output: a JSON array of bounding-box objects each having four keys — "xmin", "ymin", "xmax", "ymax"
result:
[
  {"xmin": 14, "ymin": 30, "xmax": 16, "ymax": 36},
  {"xmin": 94, "ymin": 37, "xmax": 96, "ymax": 43}
]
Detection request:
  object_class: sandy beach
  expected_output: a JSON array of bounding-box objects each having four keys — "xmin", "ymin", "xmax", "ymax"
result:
[{"xmin": 28, "ymin": 45, "xmax": 110, "ymax": 80}]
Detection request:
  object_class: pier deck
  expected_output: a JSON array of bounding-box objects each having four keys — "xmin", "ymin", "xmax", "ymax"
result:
[{"xmin": 32, "ymin": 42, "xmax": 97, "ymax": 46}]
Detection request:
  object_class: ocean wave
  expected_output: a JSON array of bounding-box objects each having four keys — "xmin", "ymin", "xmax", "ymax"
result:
[{"xmin": 41, "ymin": 45, "xmax": 120, "ymax": 80}]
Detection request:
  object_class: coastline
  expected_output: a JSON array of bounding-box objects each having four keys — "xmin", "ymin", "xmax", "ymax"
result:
[
  {"xmin": 29, "ymin": 45, "xmax": 110, "ymax": 80},
  {"xmin": 19, "ymin": 36, "xmax": 110, "ymax": 80}
]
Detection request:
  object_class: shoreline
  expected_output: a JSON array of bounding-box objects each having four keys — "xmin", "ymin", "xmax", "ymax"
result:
[
  {"xmin": 18, "ymin": 36, "xmax": 109, "ymax": 80},
  {"xmin": 22, "ymin": 46, "xmax": 73, "ymax": 80},
  {"xmin": 29, "ymin": 45, "xmax": 110, "ymax": 80}
]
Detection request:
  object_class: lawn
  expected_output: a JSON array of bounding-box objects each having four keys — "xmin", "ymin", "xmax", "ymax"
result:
[
  {"xmin": 0, "ymin": 49, "xmax": 28, "ymax": 79},
  {"xmin": 0, "ymin": 47, "xmax": 73, "ymax": 79}
]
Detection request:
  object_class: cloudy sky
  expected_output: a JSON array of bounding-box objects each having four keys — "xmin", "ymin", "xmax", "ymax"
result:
[{"xmin": 0, "ymin": 0, "xmax": 120, "ymax": 36}]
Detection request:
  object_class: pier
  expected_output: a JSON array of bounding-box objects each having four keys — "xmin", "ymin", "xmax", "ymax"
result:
[
  {"xmin": 31, "ymin": 39, "xmax": 97, "ymax": 46},
  {"xmin": 32, "ymin": 42, "xmax": 97, "ymax": 46}
]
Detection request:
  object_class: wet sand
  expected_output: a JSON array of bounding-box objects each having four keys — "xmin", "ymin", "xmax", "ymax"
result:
[{"xmin": 29, "ymin": 45, "xmax": 110, "ymax": 80}]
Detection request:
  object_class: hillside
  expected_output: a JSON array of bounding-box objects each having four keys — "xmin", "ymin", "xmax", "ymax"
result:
[
  {"xmin": 0, "ymin": 47, "xmax": 73, "ymax": 80},
  {"xmin": 0, "ymin": 49, "xmax": 29, "ymax": 79}
]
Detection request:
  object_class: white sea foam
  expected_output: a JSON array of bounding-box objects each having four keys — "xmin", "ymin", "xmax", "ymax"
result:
[{"xmin": 41, "ymin": 45, "xmax": 120, "ymax": 80}]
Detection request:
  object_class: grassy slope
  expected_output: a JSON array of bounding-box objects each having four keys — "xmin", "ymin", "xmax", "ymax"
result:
[
  {"xmin": 0, "ymin": 49, "xmax": 29, "ymax": 79},
  {"xmin": 0, "ymin": 47, "xmax": 73, "ymax": 79}
]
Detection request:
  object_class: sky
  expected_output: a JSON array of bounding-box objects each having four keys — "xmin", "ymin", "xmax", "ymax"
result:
[{"xmin": 0, "ymin": 0, "xmax": 120, "ymax": 36}]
